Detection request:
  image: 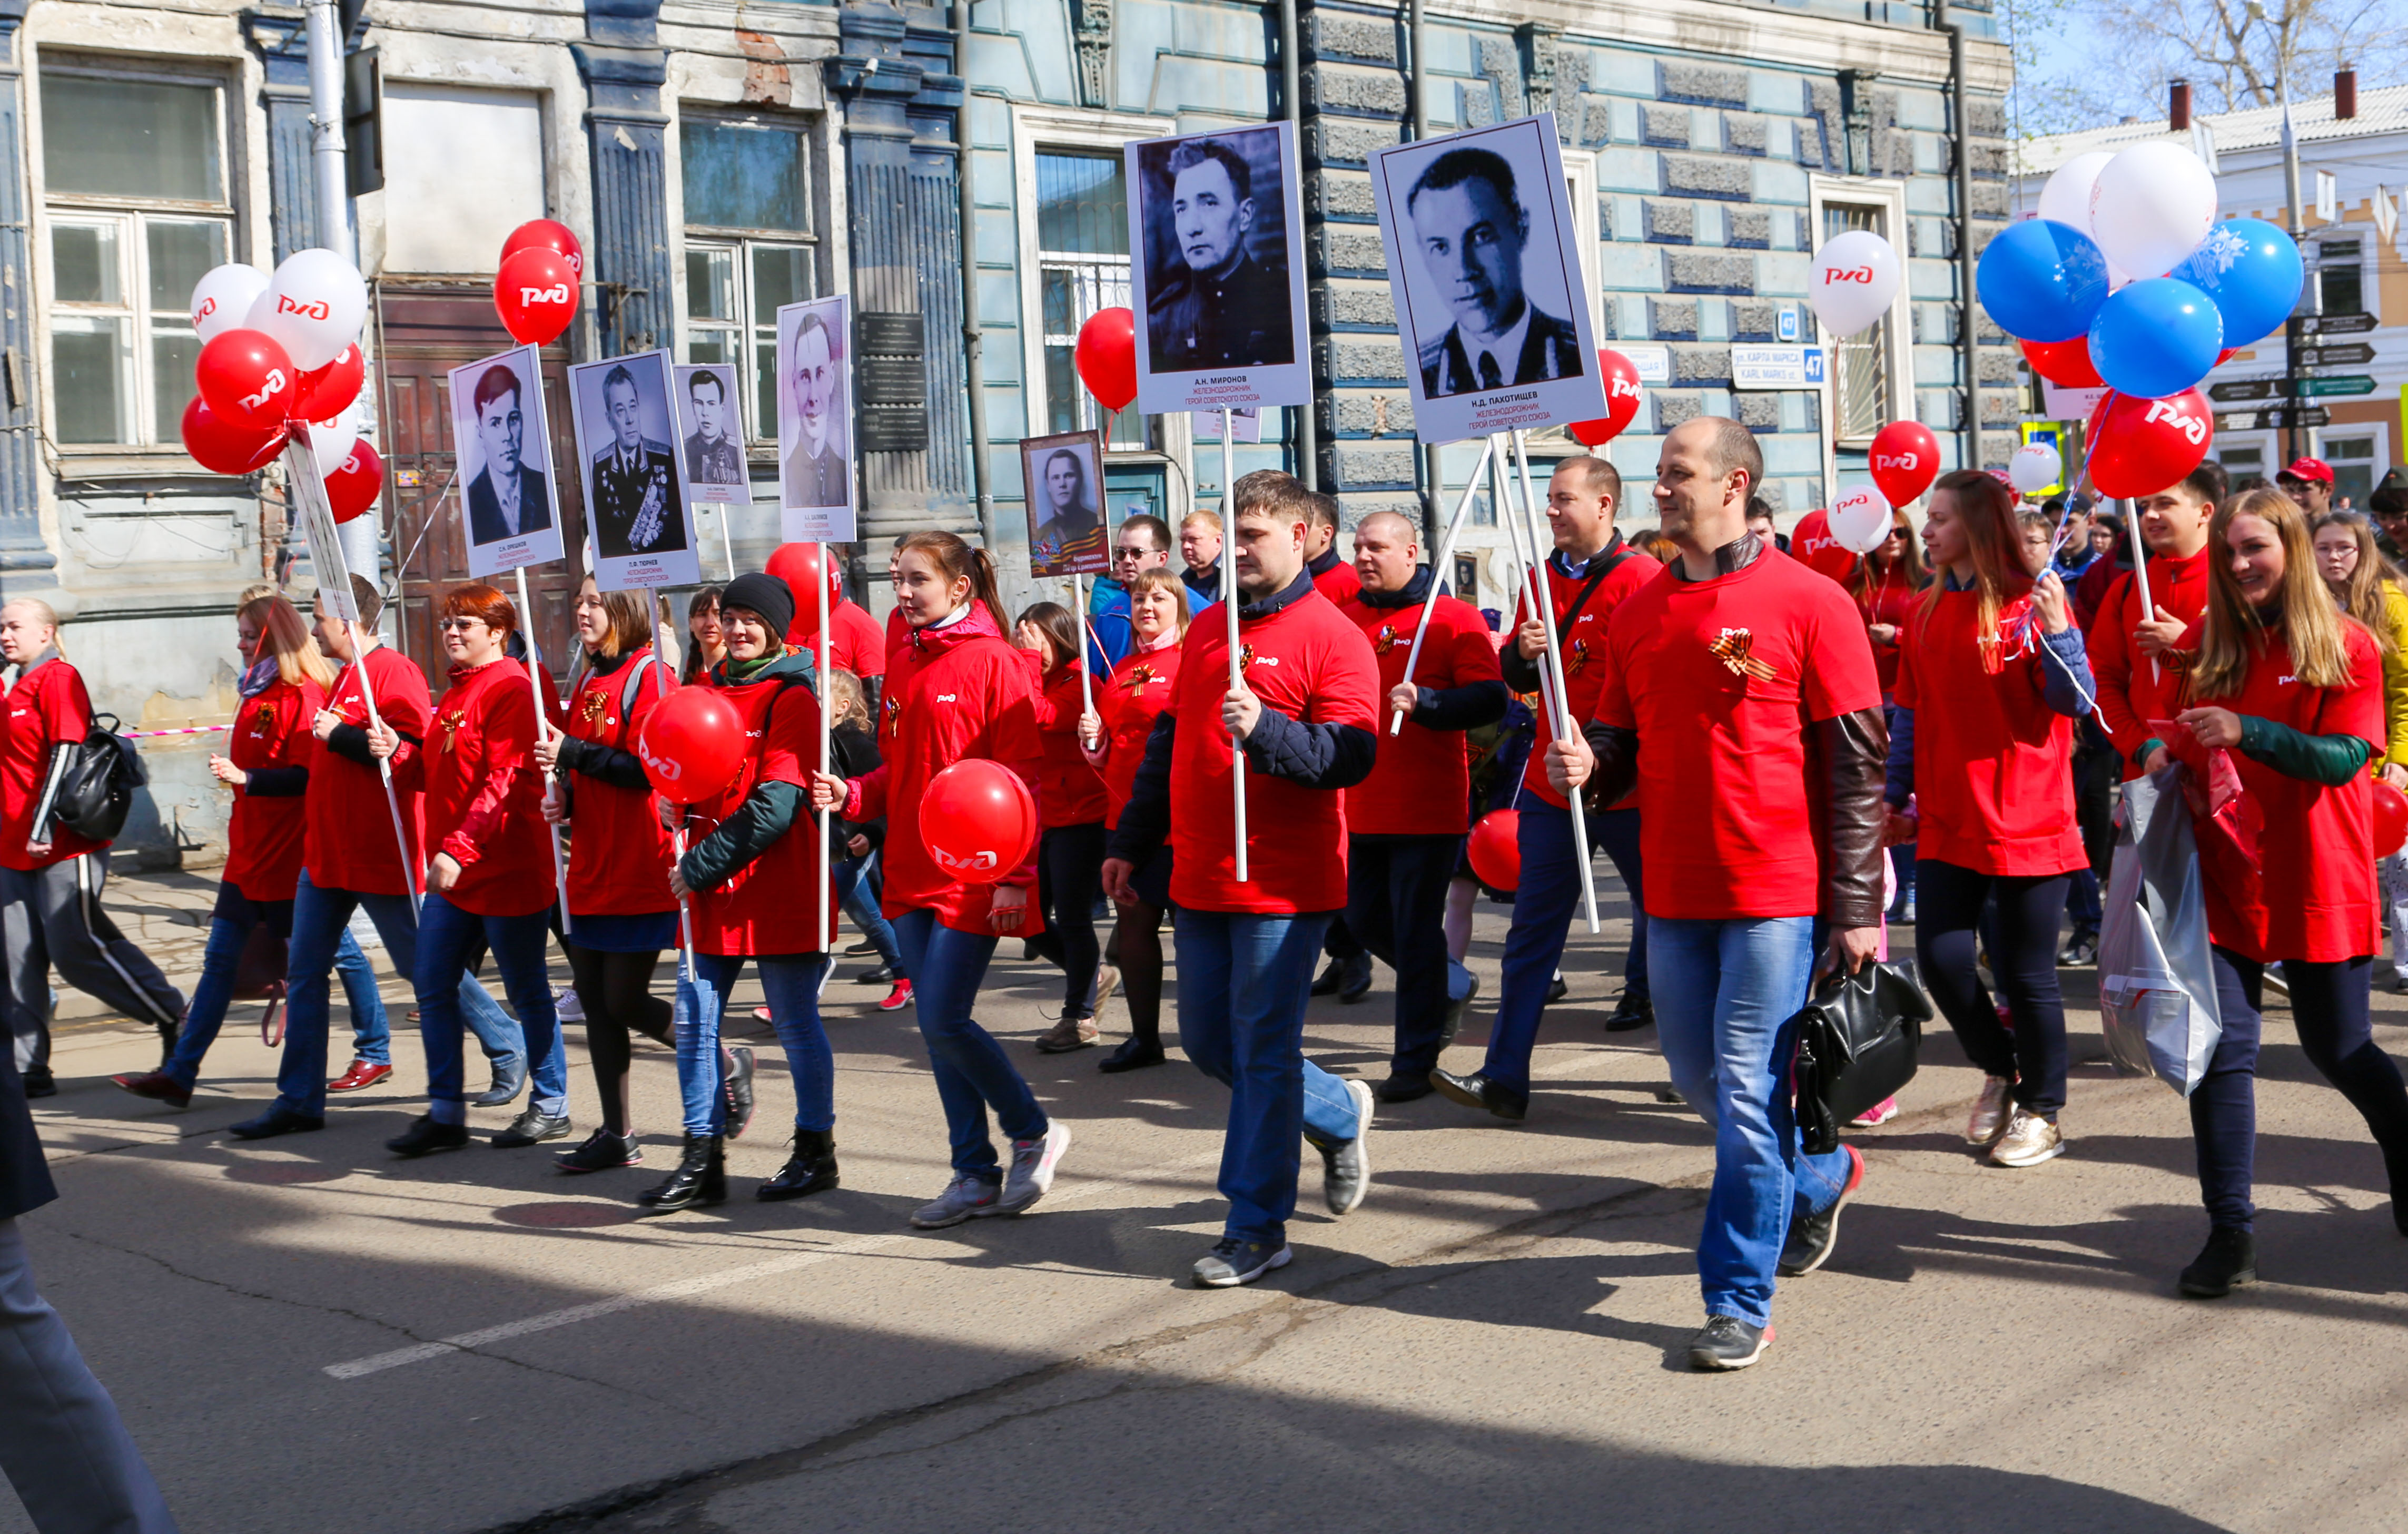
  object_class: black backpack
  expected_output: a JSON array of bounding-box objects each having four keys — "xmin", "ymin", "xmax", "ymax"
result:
[{"xmin": 51, "ymin": 713, "xmax": 146, "ymax": 844}]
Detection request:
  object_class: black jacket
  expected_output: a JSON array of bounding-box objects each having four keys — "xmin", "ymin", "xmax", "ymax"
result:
[{"xmin": 0, "ymin": 1045, "xmax": 56, "ymax": 1222}]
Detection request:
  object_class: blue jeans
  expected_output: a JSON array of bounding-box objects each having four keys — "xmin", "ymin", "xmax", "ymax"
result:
[
  {"xmin": 1481, "ymin": 796, "xmax": 1648, "ymax": 1091},
  {"xmin": 834, "ymin": 853, "xmax": 903, "ymax": 975},
  {"xmin": 1344, "ymin": 834, "xmax": 1471, "ymax": 1077},
  {"xmin": 163, "ymin": 899, "xmax": 385, "ymax": 1088},
  {"xmin": 1649, "ymin": 915, "xmax": 1853, "ymax": 1329},
  {"xmin": 1173, "ymin": 909, "xmax": 1360, "ymax": 1246},
  {"xmin": 892, "ymin": 908, "xmax": 1047, "ymax": 1181},
  {"xmin": 673, "ymin": 952, "xmax": 834, "ymax": 1137},
  {"xmin": 276, "ymin": 871, "xmax": 524, "ymax": 1118},
  {"xmin": 413, "ymin": 893, "xmax": 563, "ymax": 1125}
]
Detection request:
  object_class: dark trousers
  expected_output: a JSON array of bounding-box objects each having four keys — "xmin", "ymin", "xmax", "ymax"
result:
[
  {"xmin": 2066, "ymin": 723, "xmax": 2118, "ymax": 936},
  {"xmin": 1478, "ymin": 798, "xmax": 1646, "ymax": 1092},
  {"xmin": 1027, "ymin": 822, "xmax": 1106, "ymax": 1017},
  {"xmin": 2194, "ymin": 949, "xmax": 2408, "ymax": 1231},
  {"xmin": 1344, "ymin": 833, "xmax": 1463, "ymax": 1076},
  {"xmin": 1914, "ymin": 858, "xmax": 2071, "ymax": 1116}
]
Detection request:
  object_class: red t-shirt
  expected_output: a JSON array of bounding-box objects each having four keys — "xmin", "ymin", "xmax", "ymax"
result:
[
  {"xmin": 1513, "ymin": 549, "xmax": 1661, "ymax": 809},
  {"xmin": 564, "ymin": 648, "xmax": 676, "ymax": 917},
  {"xmin": 222, "ymin": 675, "xmax": 325, "ymax": 902},
  {"xmin": 2180, "ymin": 620, "xmax": 2384, "ymax": 963},
  {"xmin": 1893, "ymin": 588, "xmax": 2087, "ymax": 877},
  {"xmin": 1167, "ymin": 587, "xmax": 1379, "ymax": 914},
  {"xmin": 1093, "ymin": 638, "xmax": 1182, "ymax": 828},
  {"xmin": 850, "ymin": 606, "xmax": 1047, "ymax": 937},
  {"xmin": 1853, "ymin": 567, "xmax": 1918, "ymax": 695},
  {"xmin": 422, "ymin": 658, "xmax": 554, "ymax": 919},
  {"xmin": 825, "ymin": 600, "xmax": 886, "ymax": 679},
  {"xmin": 1594, "ymin": 551, "xmax": 1882, "ymax": 920},
  {"xmin": 2089, "ymin": 547, "xmax": 2211, "ymax": 780},
  {"xmin": 1339, "ymin": 590, "xmax": 1501, "ymax": 835},
  {"xmin": 0, "ymin": 657, "xmax": 102, "ymax": 870},
  {"xmin": 1310, "ymin": 554, "xmax": 1363, "ymax": 606},
  {"xmin": 1018, "ymin": 650, "xmax": 1109, "ymax": 828},
  {"xmin": 685, "ymin": 663, "xmax": 837, "ymax": 956},
  {"xmin": 306, "ymin": 646, "xmax": 431, "ymax": 897}
]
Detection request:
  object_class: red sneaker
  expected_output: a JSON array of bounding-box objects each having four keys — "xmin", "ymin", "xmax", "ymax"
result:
[
  {"xmin": 110, "ymin": 1071, "xmax": 192, "ymax": 1109},
  {"xmin": 879, "ymin": 979, "xmax": 913, "ymax": 1012},
  {"xmin": 326, "ymin": 1059, "xmax": 393, "ymax": 1093}
]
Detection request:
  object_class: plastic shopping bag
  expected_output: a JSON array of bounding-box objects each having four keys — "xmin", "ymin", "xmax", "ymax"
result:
[{"xmin": 2096, "ymin": 763, "xmax": 2222, "ymax": 1096}]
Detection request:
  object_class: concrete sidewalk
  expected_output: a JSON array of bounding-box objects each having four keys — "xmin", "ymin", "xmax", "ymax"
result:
[{"xmin": 4, "ymin": 866, "xmax": 2406, "ymax": 1534}]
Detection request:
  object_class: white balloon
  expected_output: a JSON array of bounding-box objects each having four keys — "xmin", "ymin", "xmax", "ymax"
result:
[
  {"xmin": 189, "ymin": 264, "xmax": 271, "ymax": 345},
  {"xmin": 2089, "ymin": 142, "xmax": 2219, "ymax": 282},
  {"xmin": 258, "ymin": 249, "xmax": 369, "ymax": 371},
  {"xmin": 2009, "ymin": 443, "xmax": 2062, "ymax": 495},
  {"xmin": 2037, "ymin": 151, "xmax": 2112, "ymax": 234},
  {"xmin": 1829, "ymin": 483, "xmax": 1894, "ymax": 554},
  {"xmin": 309, "ymin": 400, "xmax": 366, "ymax": 478},
  {"xmin": 1809, "ymin": 230, "xmax": 1902, "ymax": 339}
]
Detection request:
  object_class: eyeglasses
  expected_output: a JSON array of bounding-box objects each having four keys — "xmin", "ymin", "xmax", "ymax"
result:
[
  {"xmin": 1113, "ymin": 547, "xmax": 1151, "ymax": 562},
  {"xmin": 438, "ymin": 617, "xmax": 485, "ymax": 632}
]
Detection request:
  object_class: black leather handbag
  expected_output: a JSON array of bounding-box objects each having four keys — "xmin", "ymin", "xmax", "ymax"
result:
[{"xmin": 1792, "ymin": 961, "xmax": 1933, "ymax": 1156}]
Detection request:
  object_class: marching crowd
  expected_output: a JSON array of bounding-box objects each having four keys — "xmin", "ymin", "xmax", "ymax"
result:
[{"xmin": 4, "ymin": 417, "xmax": 2406, "ymax": 1379}]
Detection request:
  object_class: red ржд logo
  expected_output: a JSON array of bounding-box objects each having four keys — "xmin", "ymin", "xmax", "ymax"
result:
[{"xmin": 278, "ymin": 296, "xmax": 332, "ymax": 321}]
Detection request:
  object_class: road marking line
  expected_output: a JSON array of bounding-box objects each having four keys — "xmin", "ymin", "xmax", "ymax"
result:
[{"xmin": 324, "ymin": 1150, "xmax": 1222, "ymax": 1380}]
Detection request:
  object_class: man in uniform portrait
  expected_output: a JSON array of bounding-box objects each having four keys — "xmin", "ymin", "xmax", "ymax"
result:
[
  {"xmin": 1406, "ymin": 147, "xmax": 1581, "ymax": 398},
  {"xmin": 1144, "ymin": 139, "xmax": 1295, "ymax": 373},
  {"xmin": 682, "ymin": 369, "xmax": 745, "ymax": 486},
  {"xmin": 465, "ymin": 364, "xmax": 552, "ymax": 544},
  {"xmin": 589, "ymin": 363, "xmax": 686, "ymax": 559},
  {"xmin": 782, "ymin": 312, "xmax": 847, "ymax": 508}
]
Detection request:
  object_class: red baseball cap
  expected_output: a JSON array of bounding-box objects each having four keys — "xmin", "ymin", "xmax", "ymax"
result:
[{"xmin": 2281, "ymin": 457, "xmax": 2335, "ymax": 486}]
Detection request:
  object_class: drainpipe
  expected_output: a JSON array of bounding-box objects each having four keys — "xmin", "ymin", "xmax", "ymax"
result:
[
  {"xmin": 1410, "ymin": 0, "xmax": 1441, "ymax": 545},
  {"xmin": 1945, "ymin": 15, "xmax": 1979, "ymax": 472},
  {"xmin": 955, "ymin": 0, "xmax": 997, "ymax": 557},
  {"xmin": 1280, "ymin": 0, "xmax": 1317, "ymax": 490}
]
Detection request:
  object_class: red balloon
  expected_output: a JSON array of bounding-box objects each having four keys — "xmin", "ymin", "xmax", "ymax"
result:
[
  {"xmin": 325, "ymin": 440, "xmax": 383, "ymax": 524},
  {"xmin": 765, "ymin": 543, "xmax": 830, "ymax": 644},
  {"xmin": 2375, "ymin": 781, "xmax": 2408, "ymax": 859},
  {"xmin": 2021, "ymin": 337, "xmax": 2103, "ymax": 389},
  {"xmin": 922, "ymin": 759, "xmax": 1039, "ymax": 886},
  {"xmin": 502, "ymin": 218, "xmax": 586, "ymax": 281},
  {"xmin": 637, "ymin": 688, "xmax": 748, "ymax": 806},
  {"xmin": 1789, "ymin": 508, "xmax": 1860, "ymax": 585},
  {"xmin": 1566, "ymin": 349, "xmax": 1645, "ymax": 447},
  {"xmin": 494, "ymin": 248, "xmax": 579, "ymax": 346},
  {"xmin": 1074, "ymin": 308, "xmax": 1137, "ymax": 411},
  {"xmin": 196, "ymin": 329, "xmax": 298, "ymax": 430},
  {"xmin": 180, "ymin": 397, "xmax": 285, "ymax": 475},
  {"xmin": 2084, "ymin": 389, "xmax": 2213, "ymax": 499},
  {"xmin": 293, "ymin": 343, "xmax": 364, "ymax": 422},
  {"xmin": 1869, "ymin": 419, "xmax": 1941, "ymax": 508},
  {"xmin": 1466, "ymin": 809, "xmax": 1519, "ymax": 892}
]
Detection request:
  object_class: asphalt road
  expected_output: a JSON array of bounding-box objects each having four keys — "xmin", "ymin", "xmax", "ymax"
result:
[{"xmin": 6, "ymin": 866, "xmax": 2407, "ymax": 1534}]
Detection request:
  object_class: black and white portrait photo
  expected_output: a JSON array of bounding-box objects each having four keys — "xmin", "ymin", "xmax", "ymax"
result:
[
  {"xmin": 449, "ymin": 345, "xmax": 567, "ymax": 578},
  {"xmin": 775, "ymin": 294, "xmax": 856, "ymax": 542},
  {"xmin": 1126, "ymin": 122, "xmax": 1310, "ymax": 416},
  {"xmin": 568, "ymin": 349, "xmax": 702, "ymax": 591},
  {"xmin": 674, "ymin": 363, "xmax": 747, "ymax": 504},
  {"xmin": 1369, "ymin": 114, "xmax": 1605, "ymax": 444},
  {"xmin": 1020, "ymin": 430, "xmax": 1108, "ymax": 579}
]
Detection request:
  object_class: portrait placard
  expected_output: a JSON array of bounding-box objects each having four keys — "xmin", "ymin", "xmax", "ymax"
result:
[
  {"xmin": 1368, "ymin": 114, "xmax": 1607, "ymax": 444},
  {"xmin": 1127, "ymin": 121, "xmax": 1310, "ymax": 415},
  {"xmin": 449, "ymin": 344, "xmax": 567, "ymax": 577},
  {"xmin": 775, "ymin": 294, "xmax": 857, "ymax": 543},
  {"xmin": 568, "ymin": 350, "xmax": 702, "ymax": 591},
  {"xmin": 673, "ymin": 363, "xmax": 748, "ymax": 506},
  {"xmin": 1020, "ymin": 430, "xmax": 1109, "ymax": 578}
]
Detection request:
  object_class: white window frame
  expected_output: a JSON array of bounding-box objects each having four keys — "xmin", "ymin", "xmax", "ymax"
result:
[
  {"xmin": 1808, "ymin": 174, "xmax": 1913, "ymax": 486},
  {"xmin": 2315, "ymin": 421, "xmax": 2387, "ymax": 505},
  {"xmin": 1562, "ymin": 151, "xmax": 1602, "ymax": 340},
  {"xmin": 2314, "ymin": 232, "xmax": 2374, "ymax": 322},
  {"xmin": 676, "ymin": 107, "xmax": 825, "ymax": 449}
]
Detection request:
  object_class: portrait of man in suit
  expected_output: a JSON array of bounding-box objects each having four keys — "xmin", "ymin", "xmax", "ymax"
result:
[
  {"xmin": 1143, "ymin": 136, "xmax": 1296, "ymax": 375},
  {"xmin": 588, "ymin": 363, "xmax": 687, "ymax": 560},
  {"xmin": 680, "ymin": 369, "xmax": 744, "ymax": 487},
  {"xmin": 781, "ymin": 312, "xmax": 847, "ymax": 509},
  {"xmin": 1405, "ymin": 148, "xmax": 1582, "ymax": 399},
  {"xmin": 465, "ymin": 363, "xmax": 552, "ymax": 545}
]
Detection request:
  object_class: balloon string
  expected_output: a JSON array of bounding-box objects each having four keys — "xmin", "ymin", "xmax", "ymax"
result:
[{"xmin": 2046, "ymin": 390, "xmax": 2115, "ymax": 566}]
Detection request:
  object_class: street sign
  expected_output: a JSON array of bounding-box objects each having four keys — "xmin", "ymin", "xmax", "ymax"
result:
[
  {"xmin": 1731, "ymin": 344, "xmax": 1824, "ymax": 389},
  {"xmin": 2297, "ymin": 374, "xmax": 2377, "ymax": 397},
  {"xmin": 2208, "ymin": 379, "xmax": 2278, "ymax": 402},
  {"xmin": 2291, "ymin": 311, "xmax": 2377, "ymax": 336},
  {"xmin": 2216, "ymin": 406, "xmax": 2330, "ymax": 431},
  {"xmin": 1619, "ymin": 343, "xmax": 1670, "ymax": 384},
  {"xmin": 2297, "ymin": 342, "xmax": 2375, "ymax": 368}
]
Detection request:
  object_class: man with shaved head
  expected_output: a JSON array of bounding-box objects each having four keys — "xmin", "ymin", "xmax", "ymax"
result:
[
  {"xmin": 1548, "ymin": 416, "xmax": 1887, "ymax": 1371},
  {"xmin": 1335, "ymin": 510, "xmax": 1507, "ymax": 1098}
]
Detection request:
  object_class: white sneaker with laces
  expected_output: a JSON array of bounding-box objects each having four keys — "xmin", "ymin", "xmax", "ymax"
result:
[
  {"xmin": 1965, "ymin": 1075, "xmax": 2015, "ymax": 1146},
  {"xmin": 991, "ymin": 1121, "xmax": 1070, "ymax": 1215},
  {"xmin": 554, "ymin": 986, "xmax": 585, "ymax": 1023},
  {"xmin": 1990, "ymin": 1108, "xmax": 2065, "ymax": 1167}
]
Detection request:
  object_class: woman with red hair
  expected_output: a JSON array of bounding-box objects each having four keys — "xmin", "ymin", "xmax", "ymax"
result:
[{"xmin": 387, "ymin": 583, "xmax": 571, "ymax": 1156}]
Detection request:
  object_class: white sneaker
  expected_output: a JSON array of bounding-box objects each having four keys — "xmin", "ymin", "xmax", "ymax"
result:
[
  {"xmin": 1965, "ymin": 1076, "xmax": 2015, "ymax": 1146},
  {"xmin": 554, "ymin": 986, "xmax": 585, "ymax": 1023},
  {"xmin": 1990, "ymin": 1108, "xmax": 2065, "ymax": 1167},
  {"xmin": 1319, "ymin": 1078, "xmax": 1374, "ymax": 1216},
  {"xmin": 2263, "ymin": 962, "xmax": 2289, "ymax": 998},
  {"xmin": 991, "ymin": 1121, "xmax": 1070, "ymax": 1215}
]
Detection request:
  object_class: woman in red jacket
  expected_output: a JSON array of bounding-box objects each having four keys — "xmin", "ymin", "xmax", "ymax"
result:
[
  {"xmin": 1014, "ymin": 601, "xmax": 1112, "ymax": 1053},
  {"xmin": 1078, "ymin": 567, "xmax": 1187, "ymax": 1072},
  {"xmin": 1883, "ymin": 471, "xmax": 2095, "ymax": 1171},
  {"xmin": 811, "ymin": 532, "xmax": 1071, "ymax": 1230},
  {"xmin": 2164, "ymin": 487, "xmax": 2408, "ymax": 1297},
  {"xmin": 386, "ymin": 583, "xmax": 571, "ymax": 1157},
  {"xmin": 536, "ymin": 576, "xmax": 683, "ymax": 1173}
]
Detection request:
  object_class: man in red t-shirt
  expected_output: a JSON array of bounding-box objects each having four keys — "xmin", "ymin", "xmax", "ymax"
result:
[
  {"xmin": 1551, "ymin": 417, "xmax": 1886, "ymax": 1373},
  {"xmin": 2088, "ymin": 461, "xmax": 2224, "ymax": 781},
  {"xmin": 1104, "ymin": 470, "xmax": 1380, "ymax": 1290},
  {"xmin": 1339, "ymin": 512, "xmax": 1506, "ymax": 1100}
]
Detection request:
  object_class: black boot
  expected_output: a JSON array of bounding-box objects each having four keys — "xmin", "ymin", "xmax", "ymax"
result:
[
  {"xmin": 637, "ymin": 1134, "xmax": 726, "ymax": 1214},
  {"xmin": 157, "ymin": 1015, "xmax": 182, "ymax": 1070},
  {"xmin": 756, "ymin": 1128, "xmax": 838, "ymax": 1201},
  {"xmin": 2178, "ymin": 1226, "xmax": 2257, "ymax": 1298}
]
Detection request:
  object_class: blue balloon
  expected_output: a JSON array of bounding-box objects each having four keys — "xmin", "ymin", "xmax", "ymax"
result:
[
  {"xmin": 2087, "ymin": 278, "xmax": 2224, "ymax": 399},
  {"xmin": 2173, "ymin": 218, "xmax": 2304, "ymax": 347},
  {"xmin": 1976, "ymin": 219, "xmax": 2111, "ymax": 342}
]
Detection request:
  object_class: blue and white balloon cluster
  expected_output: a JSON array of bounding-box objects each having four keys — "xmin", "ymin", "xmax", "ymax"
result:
[{"xmin": 1976, "ymin": 142, "xmax": 2303, "ymax": 401}]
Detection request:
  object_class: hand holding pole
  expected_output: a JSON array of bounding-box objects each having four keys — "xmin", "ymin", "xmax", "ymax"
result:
[{"xmin": 1510, "ymin": 429, "xmax": 1600, "ymax": 934}]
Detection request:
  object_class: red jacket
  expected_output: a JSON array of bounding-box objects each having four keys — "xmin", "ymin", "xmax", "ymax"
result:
[
  {"xmin": 561, "ymin": 647, "xmax": 676, "ymax": 917},
  {"xmin": 828, "ymin": 599, "xmax": 886, "ymax": 678},
  {"xmin": 682, "ymin": 650, "xmax": 837, "ymax": 956},
  {"xmin": 305, "ymin": 645, "xmax": 430, "ymax": 897},
  {"xmin": 1090, "ymin": 637, "xmax": 1182, "ymax": 828},
  {"xmin": 1309, "ymin": 550, "xmax": 1362, "ymax": 605},
  {"xmin": 423, "ymin": 657, "xmax": 555, "ymax": 918},
  {"xmin": 222, "ymin": 675, "xmax": 325, "ymax": 902},
  {"xmin": 848, "ymin": 605, "xmax": 1047, "ymax": 935},
  {"xmin": 0, "ymin": 655, "xmax": 103, "ymax": 870},
  {"xmin": 1019, "ymin": 649, "xmax": 1109, "ymax": 827},
  {"xmin": 1853, "ymin": 566, "xmax": 1919, "ymax": 696},
  {"xmin": 1338, "ymin": 586, "xmax": 1502, "ymax": 835},
  {"xmin": 2088, "ymin": 547, "xmax": 2212, "ymax": 779}
]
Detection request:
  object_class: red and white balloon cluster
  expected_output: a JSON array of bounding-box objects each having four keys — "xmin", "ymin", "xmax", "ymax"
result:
[{"xmin": 493, "ymin": 219, "xmax": 584, "ymax": 346}]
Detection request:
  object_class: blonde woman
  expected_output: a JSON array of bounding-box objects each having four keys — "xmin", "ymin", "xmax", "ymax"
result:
[{"xmin": 2310, "ymin": 513, "xmax": 2408, "ymax": 995}]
